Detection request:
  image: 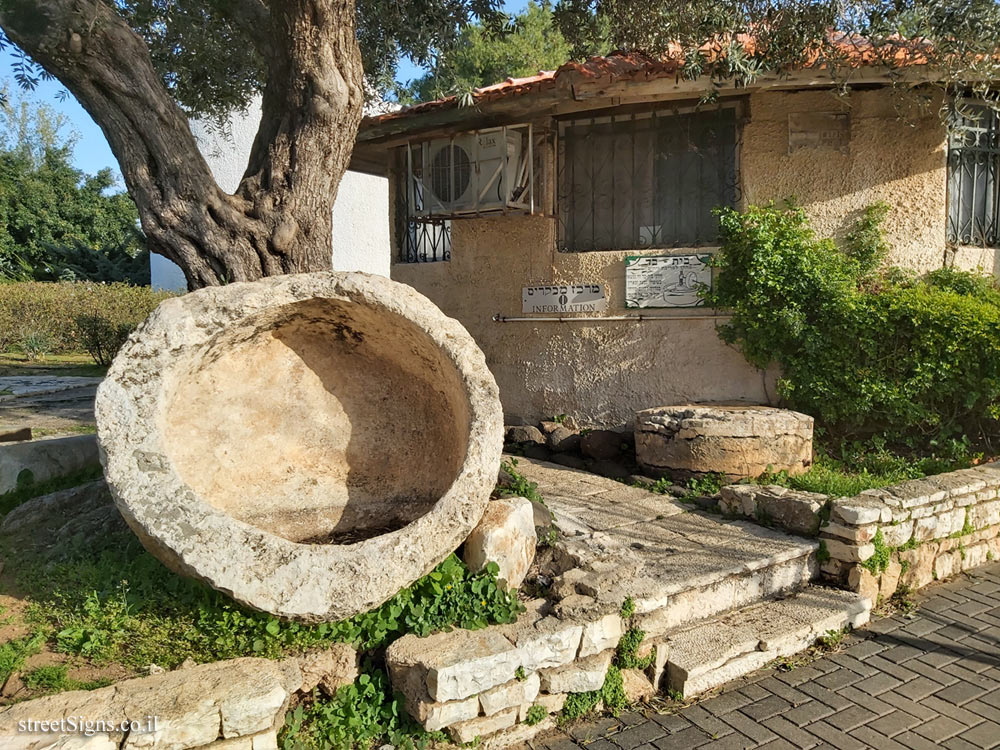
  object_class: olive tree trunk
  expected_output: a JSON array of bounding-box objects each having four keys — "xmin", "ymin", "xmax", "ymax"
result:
[{"xmin": 0, "ymin": 0, "xmax": 365, "ymax": 289}]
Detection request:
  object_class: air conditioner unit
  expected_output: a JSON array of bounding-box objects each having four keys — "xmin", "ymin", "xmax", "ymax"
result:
[{"xmin": 416, "ymin": 129, "xmax": 526, "ymax": 215}]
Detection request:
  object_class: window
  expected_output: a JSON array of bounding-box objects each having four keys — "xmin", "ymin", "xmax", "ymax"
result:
[
  {"xmin": 948, "ymin": 102, "xmax": 1000, "ymax": 248},
  {"xmin": 558, "ymin": 106, "xmax": 739, "ymax": 252}
]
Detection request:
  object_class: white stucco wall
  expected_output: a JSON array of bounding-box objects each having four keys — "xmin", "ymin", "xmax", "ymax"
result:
[{"xmin": 151, "ymin": 98, "xmax": 390, "ymax": 290}]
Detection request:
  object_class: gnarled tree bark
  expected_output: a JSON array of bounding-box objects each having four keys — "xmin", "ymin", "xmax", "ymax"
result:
[{"xmin": 0, "ymin": 0, "xmax": 365, "ymax": 289}]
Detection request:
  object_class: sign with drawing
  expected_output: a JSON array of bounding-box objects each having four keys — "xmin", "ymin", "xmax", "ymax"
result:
[
  {"xmin": 625, "ymin": 254, "xmax": 712, "ymax": 308},
  {"xmin": 522, "ymin": 284, "xmax": 607, "ymax": 313}
]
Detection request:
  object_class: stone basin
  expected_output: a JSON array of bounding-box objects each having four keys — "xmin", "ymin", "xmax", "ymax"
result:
[{"xmin": 96, "ymin": 272, "xmax": 503, "ymax": 622}]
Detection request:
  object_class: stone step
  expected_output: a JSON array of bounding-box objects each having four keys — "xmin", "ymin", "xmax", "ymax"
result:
[
  {"xmin": 662, "ymin": 585, "xmax": 872, "ymax": 698},
  {"xmin": 512, "ymin": 457, "xmax": 822, "ymax": 635}
]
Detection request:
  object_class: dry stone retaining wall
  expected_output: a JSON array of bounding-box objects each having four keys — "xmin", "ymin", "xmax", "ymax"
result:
[
  {"xmin": 720, "ymin": 463, "xmax": 1000, "ymax": 602},
  {"xmin": 0, "ymin": 646, "xmax": 358, "ymax": 750}
]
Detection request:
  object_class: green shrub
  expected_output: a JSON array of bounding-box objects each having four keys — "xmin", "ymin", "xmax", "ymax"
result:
[
  {"xmin": 0, "ymin": 281, "xmax": 172, "ymax": 362},
  {"xmin": 706, "ymin": 203, "xmax": 1000, "ymax": 451}
]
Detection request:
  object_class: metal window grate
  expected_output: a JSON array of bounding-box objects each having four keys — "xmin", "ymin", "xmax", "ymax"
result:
[
  {"xmin": 948, "ymin": 102, "xmax": 1000, "ymax": 248},
  {"xmin": 394, "ymin": 148, "xmax": 452, "ymax": 263},
  {"xmin": 558, "ymin": 106, "xmax": 740, "ymax": 252}
]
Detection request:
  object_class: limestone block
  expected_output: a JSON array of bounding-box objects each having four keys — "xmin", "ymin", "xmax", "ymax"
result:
[
  {"xmin": 479, "ymin": 715, "xmax": 556, "ymax": 750},
  {"xmin": 887, "ymin": 479, "xmax": 947, "ymax": 509},
  {"xmin": 823, "ymin": 522, "xmax": 877, "ymax": 544},
  {"xmin": 879, "ymin": 560, "xmax": 902, "ymax": 601},
  {"xmin": 914, "ymin": 515, "xmax": 939, "ymax": 542},
  {"xmin": 936, "ymin": 508, "xmax": 967, "ymax": 538},
  {"xmin": 960, "ymin": 543, "xmax": 990, "ymax": 571},
  {"xmin": 0, "ymin": 657, "xmax": 299, "ymax": 750},
  {"xmin": 881, "ymin": 521, "xmax": 914, "ymax": 548},
  {"xmin": 480, "ymin": 673, "xmax": 540, "ymax": 717},
  {"xmin": 635, "ymin": 405, "xmax": 813, "ymax": 481},
  {"xmin": 539, "ymin": 651, "xmax": 612, "ymax": 694},
  {"xmin": 507, "ymin": 426, "xmax": 545, "ymax": 445},
  {"xmin": 621, "ymin": 669, "xmax": 655, "ymax": 704},
  {"xmin": 756, "ymin": 489, "xmax": 826, "ymax": 536},
  {"xmin": 294, "ymin": 645, "xmax": 359, "ymax": 696},
  {"xmin": 831, "ymin": 499, "xmax": 883, "ymax": 526},
  {"xmin": 899, "ymin": 543, "xmax": 938, "ymax": 590},
  {"xmin": 822, "ymin": 537, "xmax": 874, "ymax": 563},
  {"xmin": 719, "ymin": 485, "xmax": 757, "ymax": 517},
  {"xmin": 935, "ymin": 551, "xmax": 960, "ymax": 580},
  {"xmin": 648, "ymin": 641, "xmax": 670, "ymax": 690},
  {"xmin": 463, "ymin": 496, "xmax": 537, "ymax": 590},
  {"xmin": 532, "ymin": 692, "xmax": 567, "ymax": 715},
  {"xmin": 0, "ymin": 434, "xmax": 99, "ymax": 495},
  {"xmin": 847, "ymin": 566, "xmax": 880, "ymax": 604},
  {"xmin": 495, "ymin": 601, "xmax": 584, "ymax": 673},
  {"xmin": 448, "ymin": 707, "xmax": 518, "ymax": 744},
  {"xmin": 96, "ymin": 273, "xmax": 504, "ymax": 623},
  {"xmin": 416, "ymin": 695, "xmax": 481, "ymax": 732},
  {"xmin": 579, "ymin": 613, "xmax": 624, "ymax": 658},
  {"xmin": 970, "ymin": 500, "xmax": 1000, "ymax": 529}
]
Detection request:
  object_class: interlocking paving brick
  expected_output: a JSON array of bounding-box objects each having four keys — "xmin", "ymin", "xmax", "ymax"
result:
[
  {"xmin": 781, "ymin": 700, "xmax": 835, "ymax": 727},
  {"xmin": 699, "ymin": 691, "xmax": 751, "ymax": 717},
  {"xmin": 530, "ymin": 563, "xmax": 1000, "ymax": 750},
  {"xmin": 738, "ymin": 694, "xmax": 792, "ymax": 722},
  {"xmin": 957, "ymin": 720, "xmax": 1000, "ymax": 749},
  {"xmin": 762, "ymin": 715, "xmax": 819, "ymax": 748},
  {"xmin": 651, "ymin": 726, "xmax": 712, "ymax": 750},
  {"xmin": 912, "ymin": 716, "xmax": 972, "ymax": 743},
  {"xmin": 868, "ymin": 709, "xmax": 923, "ymax": 737},
  {"xmin": 610, "ymin": 722, "xmax": 667, "ymax": 749},
  {"xmin": 849, "ymin": 725, "xmax": 911, "ymax": 750},
  {"xmin": 824, "ymin": 703, "xmax": 880, "ymax": 732}
]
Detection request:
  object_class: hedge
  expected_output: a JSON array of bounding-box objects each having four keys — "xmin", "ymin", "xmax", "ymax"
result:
[
  {"xmin": 705, "ymin": 203, "xmax": 1000, "ymax": 454},
  {"xmin": 0, "ymin": 282, "xmax": 173, "ymax": 364}
]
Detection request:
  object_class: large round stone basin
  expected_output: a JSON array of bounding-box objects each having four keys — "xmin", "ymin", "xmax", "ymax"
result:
[{"xmin": 95, "ymin": 272, "xmax": 503, "ymax": 622}]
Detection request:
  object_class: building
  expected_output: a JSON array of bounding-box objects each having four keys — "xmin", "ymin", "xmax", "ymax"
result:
[{"xmin": 349, "ymin": 50, "xmax": 1000, "ymax": 427}]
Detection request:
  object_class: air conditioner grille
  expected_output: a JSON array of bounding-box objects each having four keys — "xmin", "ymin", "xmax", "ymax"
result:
[{"xmin": 430, "ymin": 145, "xmax": 472, "ymax": 203}]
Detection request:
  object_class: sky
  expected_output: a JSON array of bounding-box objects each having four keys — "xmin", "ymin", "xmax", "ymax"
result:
[{"xmin": 0, "ymin": 0, "xmax": 532, "ymax": 188}]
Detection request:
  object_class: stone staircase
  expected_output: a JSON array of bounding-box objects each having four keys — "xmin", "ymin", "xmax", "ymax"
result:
[{"xmin": 512, "ymin": 457, "xmax": 872, "ymax": 697}]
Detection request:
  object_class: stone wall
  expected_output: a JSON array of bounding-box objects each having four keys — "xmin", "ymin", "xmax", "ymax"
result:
[
  {"xmin": 820, "ymin": 464, "xmax": 1000, "ymax": 602},
  {"xmin": 720, "ymin": 463, "xmax": 1000, "ymax": 603},
  {"xmin": 0, "ymin": 647, "xmax": 358, "ymax": 750}
]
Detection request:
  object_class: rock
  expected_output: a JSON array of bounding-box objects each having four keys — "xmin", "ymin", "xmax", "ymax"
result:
[
  {"xmin": 847, "ymin": 565, "xmax": 880, "ymax": 604},
  {"xmin": 530, "ymin": 500, "xmax": 553, "ymax": 530},
  {"xmin": 96, "ymin": 272, "xmax": 504, "ymax": 623},
  {"xmin": 720, "ymin": 485, "xmax": 826, "ymax": 536},
  {"xmin": 581, "ymin": 430, "xmax": 625, "ymax": 460},
  {"xmin": 180, "ymin": 658, "xmax": 198, "ymax": 670},
  {"xmin": 579, "ymin": 613, "xmax": 624, "ymax": 658},
  {"xmin": 0, "ymin": 427, "xmax": 32, "ymax": 443},
  {"xmin": 464, "ymin": 496, "xmax": 537, "ymax": 590},
  {"xmin": 628, "ymin": 475, "xmax": 656, "ymax": 488},
  {"xmin": 622, "ymin": 669, "xmax": 655, "ymax": 703},
  {"xmin": 635, "ymin": 405, "xmax": 813, "ymax": 481},
  {"xmin": 899, "ymin": 543, "xmax": 937, "ymax": 589},
  {"xmin": 522, "ymin": 444, "xmax": 551, "ymax": 461},
  {"xmin": 539, "ymin": 651, "xmax": 611, "ymax": 693},
  {"xmin": 879, "ymin": 560, "xmax": 902, "ymax": 601},
  {"xmin": 538, "ymin": 421, "xmax": 561, "ymax": 435},
  {"xmin": 479, "ymin": 673, "xmax": 540, "ymax": 716},
  {"xmin": 0, "ymin": 657, "xmax": 301, "ymax": 750},
  {"xmin": 550, "ymin": 452, "xmax": 588, "ymax": 470},
  {"xmin": 506, "ymin": 425, "xmax": 545, "ymax": 445},
  {"xmin": 547, "ymin": 426, "xmax": 581, "ymax": 453},
  {"xmin": 0, "ymin": 434, "xmax": 99, "ymax": 495},
  {"xmin": 147, "ymin": 664, "xmax": 165, "ymax": 675},
  {"xmin": 414, "ymin": 695, "xmax": 480, "ymax": 732},
  {"xmin": 448, "ymin": 707, "xmax": 518, "ymax": 744},
  {"xmin": 296, "ymin": 644, "xmax": 359, "ymax": 696}
]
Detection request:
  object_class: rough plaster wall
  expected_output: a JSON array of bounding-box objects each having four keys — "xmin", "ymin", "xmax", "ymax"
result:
[
  {"xmin": 150, "ymin": 98, "xmax": 390, "ymax": 290},
  {"xmin": 392, "ymin": 215, "xmax": 774, "ymax": 427},
  {"xmin": 742, "ymin": 88, "xmax": 950, "ymax": 270},
  {"xmin": 391, "ymin": 89, "xmax": 979, "ymax": 426}
]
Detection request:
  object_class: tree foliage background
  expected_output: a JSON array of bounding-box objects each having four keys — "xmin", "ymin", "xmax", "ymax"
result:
[
  {"xmin": 0, "ymin": 82, "xmax": 147, "ymax": 284},
  {"xmin": 400, "ymin": 1, "xmax": 579, "ymax": 103}
]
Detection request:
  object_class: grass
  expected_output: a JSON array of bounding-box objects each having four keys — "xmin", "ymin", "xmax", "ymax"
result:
[
  {"xmin": 0, "ymin": 352, "xmax": 106, "ymax": 378},
  {"xmin": 753, "ymin": 442, "xmax": 977, "ymax": 497}
]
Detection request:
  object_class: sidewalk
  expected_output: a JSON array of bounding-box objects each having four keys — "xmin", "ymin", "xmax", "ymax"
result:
[{"xmin": 531, "ymin": 563, "xmax": 1000, "ymax": 750}]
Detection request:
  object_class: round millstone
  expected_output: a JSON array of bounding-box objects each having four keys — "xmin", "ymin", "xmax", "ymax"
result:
[
  {"xmin": 96, "ymin": 272, "xmax": 504, "ymax": 622},
  {"xmin": 634, "ymin": 404, "xmax": 813, "ymax": 481}
]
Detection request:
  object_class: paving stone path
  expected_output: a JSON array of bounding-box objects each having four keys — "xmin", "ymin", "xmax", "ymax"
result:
[{"xmin": 528, "ymin": 562, "xmax": 1000, "ymax": 750}]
